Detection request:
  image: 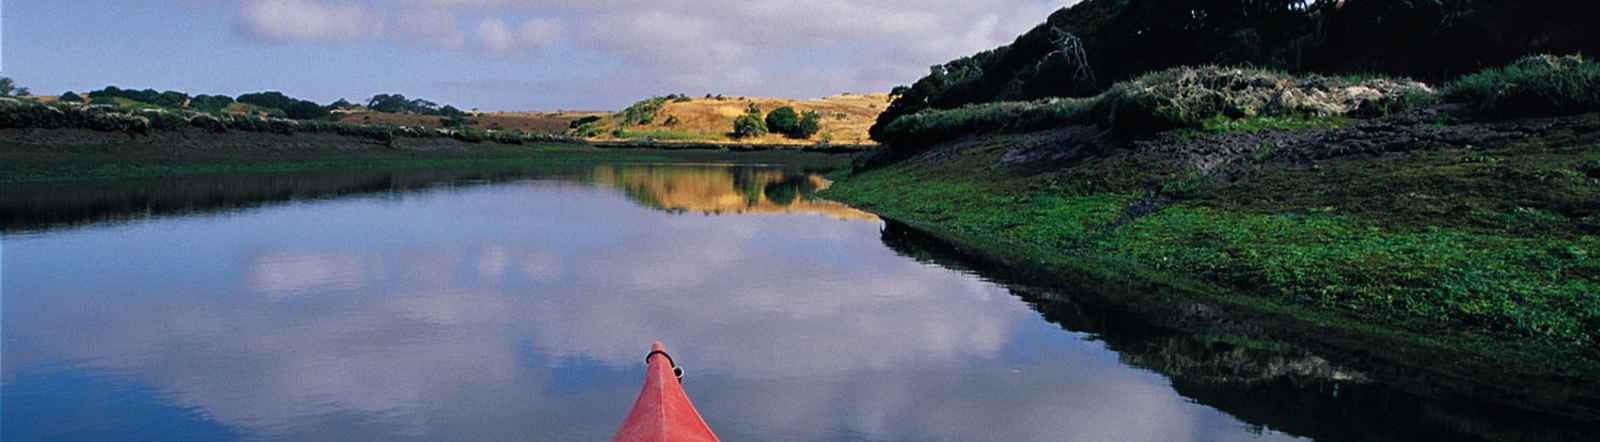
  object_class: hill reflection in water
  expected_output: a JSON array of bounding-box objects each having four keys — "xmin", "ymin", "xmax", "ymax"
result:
[
  {"xmin": 588, "ymin": 164, "xmax": 878, "ymax": 221},
  {"xmin": 0, "ymin": 163, "xmax": 874, "ymax": 234}
]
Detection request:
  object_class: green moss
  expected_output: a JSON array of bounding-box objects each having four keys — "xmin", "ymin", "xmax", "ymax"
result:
[
  {"xmin": 1199, "ymin": 143, "xmax": 1600, "ymax": 238},
  {"xmin": 1092, "ymin": 206, "xmax": 1598, "ymax": 341},
  {"xmin": 826, "ymin": 129, "xmax": 1600, "ymax": 351},
  {"xmin": 1195, "ymin": 115, "xmax": 1353, "ymax": 134}
]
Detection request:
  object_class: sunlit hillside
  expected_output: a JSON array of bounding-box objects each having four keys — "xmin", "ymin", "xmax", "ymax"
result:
[{"xmin": 583, "ymin": 93, "xmax": 892, "ymax": 146}]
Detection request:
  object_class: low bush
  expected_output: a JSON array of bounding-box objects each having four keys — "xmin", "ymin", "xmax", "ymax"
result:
[
  {"xmin": 1446, "ymin": 54, "xmax": 1600, "ymax": 117},
  {"xmin": 454, "ymin": 128, "xmax": 489, "ymax": 143},
  {"xmin": 621, "ymin": 96, "xmax": 673, "ymax": 125},
  {"xmin": 141, "ymin": 110, "xmax": 189, "ymax": 131},
  {"xmin": 1095, "ymin": 66, "xmax": 1433, "ymax": 132},
  {"xmin": 732, "ymin": 105, "xmax": 767, "ymax": 139},
  {"xmin": 732, "ymin": 114, "xmax": 767, "ymax": 138},
  {"xmin": 573, "ymin": 121, "xmax": 606, "ymax": 138},
  {"xmin": 875, "ymin": 65, "xmax": 1438, "ymax": 152},
  {"xmin": 569, "ymin": 115, "xmax": 602, "ymax": 129},
  {"xmin": 188, "ymin": 114, "xmax": 227, "ymax": 133}
]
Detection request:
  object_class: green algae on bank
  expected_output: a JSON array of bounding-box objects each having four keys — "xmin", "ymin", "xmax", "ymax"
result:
[{"xmin": 823, "ymin": 114, "xmax": 1600, "ymax": 418}]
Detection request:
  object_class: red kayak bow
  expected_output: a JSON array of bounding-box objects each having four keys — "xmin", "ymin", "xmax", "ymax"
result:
[{"xmin": 612, "ymin": 342, "xmax": 720, "ymax": 442}]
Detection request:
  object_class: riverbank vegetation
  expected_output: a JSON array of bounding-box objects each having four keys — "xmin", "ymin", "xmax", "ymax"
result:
[
  {"xmin": 878, "ymin": 66, "xmax": 1440, "ymax": 152},
  {"xmin": 1446, "ymin": 54, "xmax": 1600, "ymax": 117},
  {"xmin": 830, "ymin": 0, "xmax": 1600, "ymax": 402}
]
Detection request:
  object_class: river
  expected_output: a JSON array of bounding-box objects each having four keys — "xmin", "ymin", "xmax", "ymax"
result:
[{"xmin": 2, "ymin": 162, "xmax": 1592, "ymax": 440}]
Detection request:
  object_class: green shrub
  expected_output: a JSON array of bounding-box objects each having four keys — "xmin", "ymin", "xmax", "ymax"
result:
[
  {"xmin": 1095, "ymin": 66, "xmax": 1432, "ymax": 132},
  {"xmin": 491, "ymin": 130, "xmax": 524, "ymax": 145},
  {"xmin": 1445, "ymin": 54, "xmax": 1600, "ymax": 117},
  {"xmin": 875, "ymin": 66, "xmax": 1435, "ymax": 150},
  {"xmin": 569, "ymin": 115, "xmax": 601, "ymax": 129},
  {"xmin": 59, "ymin": 91, "xmax": 84, "ymax": 103},
  {"xmin": 794, "ymin": 111, "xmax": 822, "ymax": 139},
  {"xmin": 766, "ymin": 106, "xmax": 801, "ymax": 135},
  {"xmin": 732, "ymin": 114, "xmax": 767, "ymax": 138},
  {"xmin": 188, "ymin": 114, "xmax": 228, "ymax": 133},
  {"xmin": 141, "ymin": 110, "xmax": 188, "ymax": 130},
  {"xmin": 573, "ymin": 121, "xmax": 606, "ymax": 137},
  {"xmin": 621, "ymin": 96, "xmax": 672, "ymax": 125},
  {"xmin": 455, "ymin": 128, "xmax": 489, "ymax": 143}
]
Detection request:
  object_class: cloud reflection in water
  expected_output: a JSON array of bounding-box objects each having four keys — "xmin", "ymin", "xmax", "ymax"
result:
[{"xmin": 2, "ymin": 166, "xmax": 1301, "ymax": 441}]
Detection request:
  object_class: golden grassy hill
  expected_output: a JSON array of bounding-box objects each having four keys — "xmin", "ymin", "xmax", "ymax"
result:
[{"xmin": 584, "ymin": 93, "xmax": 891, "ymax": 145}]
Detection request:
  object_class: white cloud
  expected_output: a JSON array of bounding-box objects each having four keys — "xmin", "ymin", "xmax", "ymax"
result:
[
  {"xmin": 233, "ymin": 0, "xmax": 1081, "ymax": 104},
  {"xmin": 477, "ymin": 17, "xmax": 561, "ymax": 52},
  {"xmin": 395, "ymin": 9, "xmax": 468, "ymax": 49},
  {"xmin": 238, "ymin": 0, "xmax": 375, "ymax": 43},
  {"xmin": 477, "ymin": 18, "xmax": 516, "ymax": 52}
]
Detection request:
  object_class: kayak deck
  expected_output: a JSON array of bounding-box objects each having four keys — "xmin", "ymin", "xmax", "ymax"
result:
[{"xmin": 612, "ymin": 342, "xmax": 720, "ymax": 442}]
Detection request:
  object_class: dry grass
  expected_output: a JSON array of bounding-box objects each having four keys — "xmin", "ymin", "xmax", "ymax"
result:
[{"xmin": 588, "ymin": 93, "xmax": 891, "ymax": 145}]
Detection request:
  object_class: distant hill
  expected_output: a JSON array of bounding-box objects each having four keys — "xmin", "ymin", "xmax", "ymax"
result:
[
  {"xmin": 336, "ymin": 110, "xmax": 606, "ymax": 135},
  {"xmin": 581, "ymin": 93, "xmax": 891, "ymax": 145}
]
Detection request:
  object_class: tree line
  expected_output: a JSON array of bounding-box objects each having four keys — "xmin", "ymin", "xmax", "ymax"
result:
[{"xmin": 33, "ymin": 81, "xmax": 467, "ymax": 121}]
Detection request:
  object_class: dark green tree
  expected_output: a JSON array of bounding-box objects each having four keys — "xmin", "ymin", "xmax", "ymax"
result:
[
  {"xmin": 238, "ymin": 91, "xmax": 329, "ymax": 120},
  {"xmin": 765, "ymin": 106, "xmax": 800, "ymax": 136},
  {"xmin": 327, "ymin": 98, "xmax": 361, "ymax": 110},
  {"xmin": 367, "ymin": 94, "xmax": 410, "ymax": 113},
  {"xmin": 190, "ymin": 95, "xmax": 235, "ymax": 113},
  {"xmin": 794, "ymin": 111, "xmax": 822, "ymax": 139},
  {"xmin": 0, "ymin": 77, "xmax": 25, "ymax": 97},
  {"xmin": 60, "ymin": 91, "xmax": 84, "ymax": 103}
]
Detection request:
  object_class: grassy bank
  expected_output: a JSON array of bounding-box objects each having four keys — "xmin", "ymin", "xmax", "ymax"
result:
[
  {"xmin": 825, "ymin": 113, "xmax": 1600, "ymax": 412},
  {"xmin": 0, "ymin": 133, "xmax": 853, "ymax": 184}
]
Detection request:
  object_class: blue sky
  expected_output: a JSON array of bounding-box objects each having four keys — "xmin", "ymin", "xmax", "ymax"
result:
[{"xmin": 1, "ymin": 0, "xmax": 1072, "ymax": 111}]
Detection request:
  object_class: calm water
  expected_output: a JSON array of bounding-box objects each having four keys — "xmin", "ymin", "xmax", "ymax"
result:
[{"xmin": 2, "ymin": 164, "xmax": 1594, "ymax": 441}]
